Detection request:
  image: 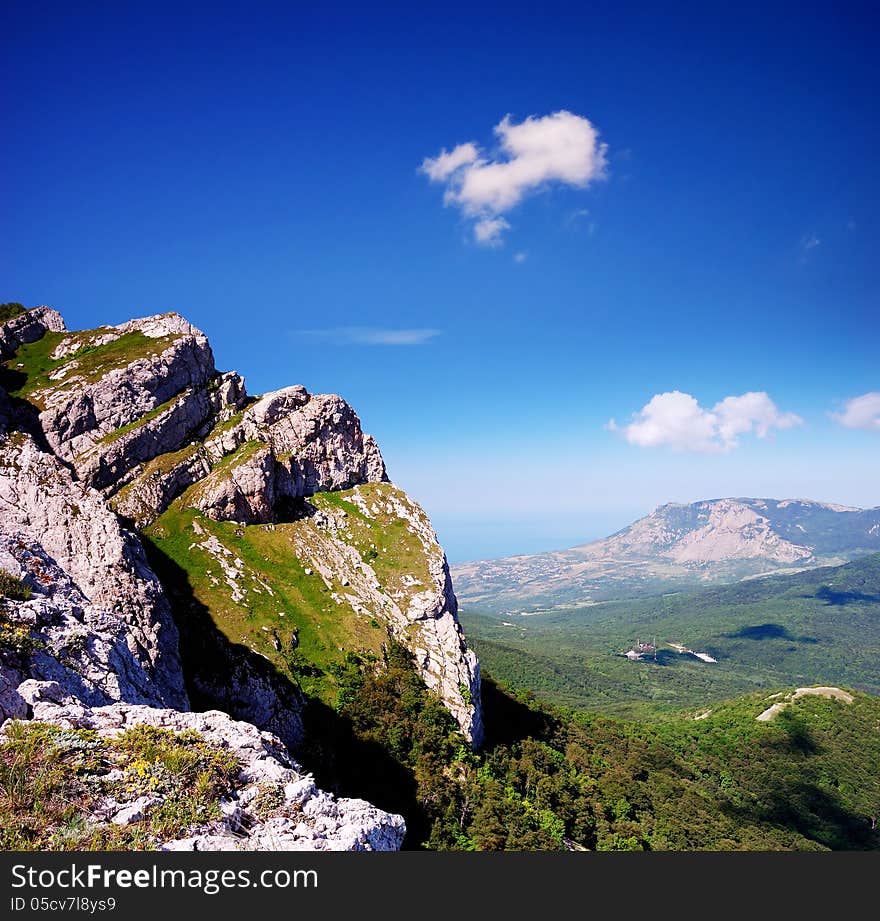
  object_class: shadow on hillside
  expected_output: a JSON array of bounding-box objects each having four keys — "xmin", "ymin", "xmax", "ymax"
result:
[
  {"xmin": 722, "ymin": 775, "xmax": 876, "ymax": 850},
  {"xmin": 654, "ymin": 649, "xmax": 687, "ymax": 665},
  {"xmin": 0, "ymin": 386, "xmax": 77, "ymax": 473},
  {"xmin": 0, "ymin": 366, "xmax": 26, "ymax": 392},
  {"xmin": 719, "ymin": 715, "xmax": 879, "ymax": 849},
  {"xmin": 274, "ymin": 495, "xmax": 318, "ymax": 524},
  {"xmin": 142, "ymin": 536, "xmax": 429, "ymax": 849},
  {"xmin": 815, "ymin": 585, "xmax": 880, "ymax": 606},
  {"xmin": 479, "ymin": 676, "xmax": 555, "ymax": 749},
  {"xmin": 297, "ymin": 699, "xmax": 425, "ymax": 847},
  {"xmin": 724, "ymin": 623, "xmax": 818, "ymax": 644}
]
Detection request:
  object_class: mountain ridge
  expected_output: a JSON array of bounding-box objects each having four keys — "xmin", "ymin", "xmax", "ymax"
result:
[
  {"xmin": 453, "ymin": 496, "xmax": 880, "ymax": 612},
  {"xmin": 0, "ymin": 303, "xmax": 483, "ymax": 851}
]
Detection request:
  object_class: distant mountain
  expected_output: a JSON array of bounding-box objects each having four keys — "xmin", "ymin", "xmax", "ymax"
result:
[{"xmin": 452, "ymin": 498, "xmax": 880, "ymax": 612}]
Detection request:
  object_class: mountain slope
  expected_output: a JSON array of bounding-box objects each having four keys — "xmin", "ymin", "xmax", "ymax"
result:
[
  {"xmin": 0, "ymin": 306, "xmax": 481, "ymax": 749},
  {"xmin": 453, "ymin": 497, "xmax": 880, "ymax": 612},
  {"xmin": 3, "ymin": 305, "xmax": 879, "ymax": 852}
]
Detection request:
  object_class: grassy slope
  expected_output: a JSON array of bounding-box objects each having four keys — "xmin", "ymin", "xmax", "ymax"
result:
[
  {"xmin": 460, "ymin": 553, "xmax": 880, "ymax": 719},
  {"xmin": 0, "ymin": 330, "xmax": 177, "ymax": 408},
  {"xmin": 145, "ymin": 482, "xmax": 432, "ymax": 704}
]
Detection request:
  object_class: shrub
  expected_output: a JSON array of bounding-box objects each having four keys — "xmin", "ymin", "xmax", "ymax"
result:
[
  {"xmin": 0, "ymin": 303, "xmax": 26, "ymax": 323},
  {"xmin": 0, "ymin": 571, "xmax": 31, "ymax": 601}
]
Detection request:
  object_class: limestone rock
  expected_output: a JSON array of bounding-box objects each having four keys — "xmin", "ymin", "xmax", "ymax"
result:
[
  {"xmin": 37, "ymin": 314, "xmax": 218, "ymax": 464},
  {"xmin": 77, "ymin": 386, "xmax": 219, "ymax": 493},
  {"xmin": 190, "ymin": 443, "xmax": 277, "ymax": 524},
  {"xmin": 248, "ymin": 392, "xmax": 388, "ymax": 495},
  {"xmin": 0, "ymin": 433, "xmax": 187, "ymax": 709},
  {"xmin": 246, "ymin": 385, "xmax": 310, "ymax": 426},
  {"xmin": 110, "ymin": 445, "xmax": 212, "ymax": 528},
  {"xmin": 0, "ymin": 536, "xmax": 181, "ymax": 718}
]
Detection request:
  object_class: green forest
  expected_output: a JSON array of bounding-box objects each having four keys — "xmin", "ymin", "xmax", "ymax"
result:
[
  {"xmin": 460, "ymin": 553, "xmax": 880, "ymax": 719},
  {"xmin": 300, "ymin": 641, "xmax": 880, "ymax": 850}
]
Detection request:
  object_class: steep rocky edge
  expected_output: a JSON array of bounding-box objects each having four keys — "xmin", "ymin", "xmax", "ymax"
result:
[{"xmin": 1, "ymin": 306, "xmax": 480, "ymax": 768}]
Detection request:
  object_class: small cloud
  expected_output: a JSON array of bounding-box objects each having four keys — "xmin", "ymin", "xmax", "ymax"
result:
[
  {"xmin": 473, "ymin": 217, "xmax": 510, "ymax": 247},
  {"xmin": 513, "ymin": 251, "xmax": 527, "ymax": 263},
  {"xmin": 298, "ymin": 327, "xmax": 441, "ymax": 346},
  {"xmin": 801, "ymin": 233, "xmax": 821, "ymax": 252},
  {"xmin": 421, "ymin": 110, "xmax": 607, "ymax": 246},
  {"xmin": 610, "ymin": 390, "xmax": 802, "ymax": 454},
  {"xmin": 831, "ymin": 392, "xmax": 880, "ymax": 432},
  {"xmin": 565, "ymin": 208, "xmax": 590, "ymax": 228}
]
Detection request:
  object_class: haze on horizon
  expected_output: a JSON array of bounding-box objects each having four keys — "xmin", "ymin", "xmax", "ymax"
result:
[{"xmin": 2, "ymin": 2, "xmax": 877, "ymax": 562}]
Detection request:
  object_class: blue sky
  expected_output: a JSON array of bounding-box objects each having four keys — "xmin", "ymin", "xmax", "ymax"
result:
[{"xmin": 2, "ymin": 1, "xmax": 878, "ymax": 560}]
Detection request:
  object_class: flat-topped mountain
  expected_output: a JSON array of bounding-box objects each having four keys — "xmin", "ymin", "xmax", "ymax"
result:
[{"xmin": 453, "ymin": 497, "xmax": 880, "ymax": 612}]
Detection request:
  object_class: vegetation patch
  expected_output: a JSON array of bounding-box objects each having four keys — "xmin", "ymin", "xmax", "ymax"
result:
[
  {"xmin": 311, "ymin": 484, "xmax": 433, "ymax": 595},
  {"xmin": 0, "ymin": 722, "xmax": 239, "ymax": 851},
  {"xmin": 146, "ymin": 502, "xmax": 387, "ymax": 704},
  {"xmin": 304, "ymin": 648, "xmax": 880, "ymax": 851},
  {"xmin": 0, "ymin": 570, "xmax": 31, "ymax": 601},
  {"xmin": 145, "ymin": 483, "xmax": 435, "ymax": 705}
]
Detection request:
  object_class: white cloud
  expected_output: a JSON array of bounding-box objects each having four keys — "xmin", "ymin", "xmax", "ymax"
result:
[
  {"xmin": 609, "ymin": 390, "xmax": 803, "ymax": 454},
  {"xmin": 420, "ymin": 142, "xmax": 479, "ymax": 181},
  {"xmin": 421, "ymin": 110, "xmax": 607, "ymax": 245},
  {"xmin": 473, "ymin": 217, "xmax": 509, "ymax": 246},
  {"xmin": 831, "ymin": 392, "xmax": 880, "ymax": 432},
  {"xmin": 513, "ymin": 251, "xmax": 527, "ymax": 263},
  {"xmin": 299, "ymin": 327, "xmax": 441, "ymax": 346}
]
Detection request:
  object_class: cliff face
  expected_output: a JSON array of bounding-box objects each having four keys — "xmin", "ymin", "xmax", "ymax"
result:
[
  {"xmin": 0, "ymin": 434, "xmax": 188, "ymax": 710},
  {"xmin": 0, "ymin": 303, "xmax": 481, "ymax": 849}
]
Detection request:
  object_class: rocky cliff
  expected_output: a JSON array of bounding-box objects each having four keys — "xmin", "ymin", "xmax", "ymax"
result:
[{"xmin": 0, "ymin": 303, "xmax": 483, "ymax": 850}]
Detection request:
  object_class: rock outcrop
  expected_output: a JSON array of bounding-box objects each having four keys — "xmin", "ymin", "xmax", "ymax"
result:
[
  {"xmin": 294, "ymin": 485, "xmax": 482, "ymax": 746},
  {"xmin": 114, "ymin": 387, "xmax": 389, "ymax": 528},
  {"xmin": 0, "ymin": 305, "xmax": 66, "ymax": 358},
  {"xmin": 35, "ymin": 314, "xmax": 238, "ymax": 481},
  {"xmin": 0, "ymin": 535, "xmax": 182, "ymax": 719},
  {"xmin": 0, "ymin": 305, "xmax": 478, "ymax": 743}
]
